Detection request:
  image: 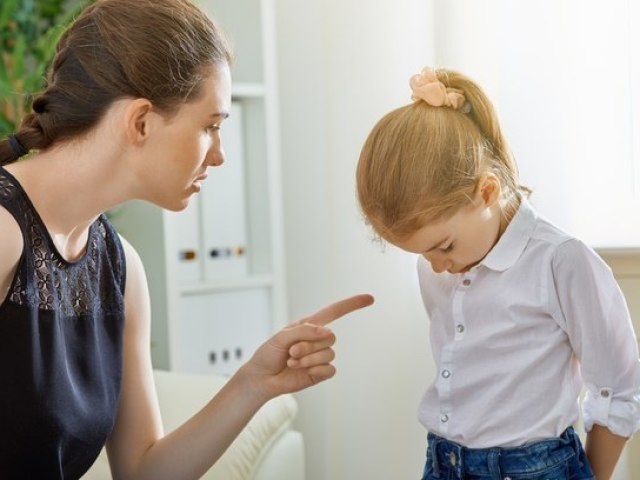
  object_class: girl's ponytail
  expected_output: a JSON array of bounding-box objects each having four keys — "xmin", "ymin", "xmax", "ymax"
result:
[{"xmin": 437, "ymin": 69, "xmax": 531, "ymax": 197}]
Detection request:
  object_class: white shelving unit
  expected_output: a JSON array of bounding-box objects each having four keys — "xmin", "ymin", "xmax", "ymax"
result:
[{"xmin": 112, "ymin": 0, "xmax": 286, "ymax": 376}]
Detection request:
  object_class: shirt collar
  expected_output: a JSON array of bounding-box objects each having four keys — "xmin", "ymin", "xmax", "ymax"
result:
[{"xmin": 477, "ymin": 198, "xmax": 537, "ymax": 273}]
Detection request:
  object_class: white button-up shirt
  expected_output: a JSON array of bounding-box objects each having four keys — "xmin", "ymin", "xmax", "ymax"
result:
[{"xmin": 417, "ymin": 199, "xmax": 640, "ymax": 448}]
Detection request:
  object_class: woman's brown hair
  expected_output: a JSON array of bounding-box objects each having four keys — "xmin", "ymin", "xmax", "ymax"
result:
[{"xmin": 0, "ymin": 0, "xmax": 232, "ymax": 165}]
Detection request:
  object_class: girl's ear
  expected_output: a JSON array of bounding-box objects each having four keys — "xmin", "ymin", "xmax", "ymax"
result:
[
  {"xmin": 477, "ymin": 173, "xmax": 502, "ymax": 207},
  {"xmin": 122, "ymin": 98, "xmax": 155, "ymax": 145}
]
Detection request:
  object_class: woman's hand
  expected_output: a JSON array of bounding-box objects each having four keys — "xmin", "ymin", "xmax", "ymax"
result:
[{"xmin": 238, "ymin": 294, "xmax": 374, "ymax": 401}]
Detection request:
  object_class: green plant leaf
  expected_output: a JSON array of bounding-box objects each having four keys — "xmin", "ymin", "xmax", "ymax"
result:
[
  {"xmin": 0, "ymin": 0, "xmax": 93, "ymax": 139},
  {"xmin": 12, "ymin": 35, "xmax": 27, "ymax": 81},
  {"xmin": 0, "ymin": 0, "xmax": 17, "ymax": 27}
]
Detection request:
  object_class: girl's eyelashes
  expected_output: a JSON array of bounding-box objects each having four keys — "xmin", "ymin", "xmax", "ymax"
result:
[
  {"xmin": 441, "ymin": 242, "xmax": 454, "ymax": 253},
  {"xmin": 206, "ymin": 124, "xmax": 221, "ymax": 132}
]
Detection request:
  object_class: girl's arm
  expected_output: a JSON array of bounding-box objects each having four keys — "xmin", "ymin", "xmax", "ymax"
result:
[
  {"xmin": 107, "ymin": 237, "xmax": 373, "ymax": 479},
  {"xmin": 585, "ymin": 424, "xmax": 628, "ymax": 480},
  {"xmin": 550, "ymin": 239, "xmax": 640, "ymax": 478}
]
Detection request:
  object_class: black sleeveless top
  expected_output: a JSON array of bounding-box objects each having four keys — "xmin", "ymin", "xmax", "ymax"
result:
[{"xmin": 0, "ymin": 167, "xmax": 126, "ymax": 478}]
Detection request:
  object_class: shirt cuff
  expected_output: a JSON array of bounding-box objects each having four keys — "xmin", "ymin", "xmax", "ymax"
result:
[{"xmin": 583, "ymin": 386, "xmax": 640, "ymax": 438}]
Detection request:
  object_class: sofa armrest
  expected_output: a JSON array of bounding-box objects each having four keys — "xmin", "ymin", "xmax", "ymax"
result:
[
  {"xmin": 84, "ymin": 369, "xmax": 304, "ymax": 480},
  {"xmin": 253, "ymin": 430, "xmax": 305, "ymax": 480}
]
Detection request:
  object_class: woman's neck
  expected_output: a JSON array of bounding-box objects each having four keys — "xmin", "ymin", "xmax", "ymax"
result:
[{"xmin": 3, "ymin": 141, "xmax": 132, "ymax": 239}]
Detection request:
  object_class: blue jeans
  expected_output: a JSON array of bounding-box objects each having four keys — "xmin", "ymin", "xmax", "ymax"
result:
[{"xmin": 421, "ymin": 427, "xmax": 594, "ymax": 480}]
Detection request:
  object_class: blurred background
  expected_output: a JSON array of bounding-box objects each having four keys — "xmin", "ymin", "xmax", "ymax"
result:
[{"xmin": 2, "ymin": 1, "xmax": 639, "ymax": 479}]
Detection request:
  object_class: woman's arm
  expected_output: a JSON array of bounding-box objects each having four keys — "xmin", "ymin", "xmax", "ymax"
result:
[
  {"xmin": 107, "ymin": 236, "xmax": 373, "ymax": 479},
  {"xmin": 105, "ymin": 237, "xmax": 164, "ymax": 478},
  {"xmin": 585, "ymin": 424, "xmax": 628, "ymax": 480},
  {"xmin": 0, "ymin": 207, "xmax": 23, "ymax": 303}
]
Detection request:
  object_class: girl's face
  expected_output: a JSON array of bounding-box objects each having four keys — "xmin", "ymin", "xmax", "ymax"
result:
[
  {"xmin": 137, "ymin": 63, "xmax": 232, "ymax": 211},
  {"xmin": 393, "ymin": 187, "xmax": 503, "ymax": 274}
]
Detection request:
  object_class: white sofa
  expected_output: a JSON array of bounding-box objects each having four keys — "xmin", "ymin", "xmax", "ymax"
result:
[{"xmin": 84, "ymin": 370, "xmax": 305, "ymax": 480}]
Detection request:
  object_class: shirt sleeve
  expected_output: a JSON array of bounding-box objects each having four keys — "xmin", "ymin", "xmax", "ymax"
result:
[{"xmin": 550, "ymin": 239, "xmax": 640, "ymax": 438}]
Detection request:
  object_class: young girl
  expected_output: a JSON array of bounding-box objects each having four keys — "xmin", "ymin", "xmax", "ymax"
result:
[
  {"xmin": 356, "ymin": 67, "xmax": 640, "ymax": 480},
  {"xmin": 0, "ymin": 0, "xmax": 373, "ymax": 478}
]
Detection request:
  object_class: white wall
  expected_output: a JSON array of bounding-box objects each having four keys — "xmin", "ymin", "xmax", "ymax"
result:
[
  {"xmin": 274, "ymin": 1, "xmax": 436, "ymax": 479},
  {"xmin": 433, "ymin": 0, "xmax": 640, "ymax": 249}
]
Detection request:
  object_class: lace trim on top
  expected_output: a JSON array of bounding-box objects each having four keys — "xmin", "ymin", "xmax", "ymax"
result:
[{"xmin": 0, "ymin": 169, "xmax": 124, "ymax": 316}]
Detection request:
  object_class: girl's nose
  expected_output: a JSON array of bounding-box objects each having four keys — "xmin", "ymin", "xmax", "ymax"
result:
[{"xmin": 424, "ymin": 254, "xmax": 450, "ymax": 273}]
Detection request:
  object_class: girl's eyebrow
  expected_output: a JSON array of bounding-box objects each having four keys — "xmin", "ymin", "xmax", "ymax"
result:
[{"xmin": 425, "ymin": 237, "xmax": 449, "ymax": 253}]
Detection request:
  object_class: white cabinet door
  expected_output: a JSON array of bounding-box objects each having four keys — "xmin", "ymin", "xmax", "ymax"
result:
[
  {"xmin": 201, "ymin": 102, "xmax": 249, "ymax": 281},
  {"xmin": 173, "ymin": 288, "xmax": 271, "ymax": 376},
  {"xmin": 163, "ymin": 102, "xmax": 249, "ymax": 285},
  {"xmin": 165, "ymin": 201, "xmax": 201, "ymax": 284}
]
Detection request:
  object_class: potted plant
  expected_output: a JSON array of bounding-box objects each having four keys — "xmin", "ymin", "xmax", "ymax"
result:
[{"xmin": 0, "ymin": 0, "xmax": 90, "ymax": 138}]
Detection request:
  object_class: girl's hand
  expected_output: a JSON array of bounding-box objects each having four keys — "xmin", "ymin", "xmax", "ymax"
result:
[{"xmin": 238, "ymin": 294, "xmax": 374, "ymax": 401}]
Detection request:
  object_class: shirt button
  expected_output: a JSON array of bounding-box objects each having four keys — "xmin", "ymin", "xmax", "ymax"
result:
[
  {"xmin": 456, "ymin": 324, "xmax": 465, "ymax": 333},
  {"xmin": 462, "ymin": 279, "xmax": 471, "ymax": 286},
  {"xmin": 442, "ymin": 369, "xmax": 451, "ymax": 379},
  {"xmin": 440, "ymin": 414, "xmax": 449, "ymax": 423},
  {"xmin": 601, "ymin": 389, "xmax": 610, "ymax": 398}
]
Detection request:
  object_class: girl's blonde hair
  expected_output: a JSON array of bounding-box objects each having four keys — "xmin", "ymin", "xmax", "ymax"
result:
[{"xmin": 356, "ymin": 68, "xmax": 530, "ymax": 243}]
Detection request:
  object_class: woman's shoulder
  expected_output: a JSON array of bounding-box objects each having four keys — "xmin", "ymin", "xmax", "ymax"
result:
[
  {"xmin": 116, "ymin": 233, "xmax": 148, "ymax": 294},
  {"xmin": 0, "ymin": 205, "xmax": 23, "ymax": 259},
  {"xmin": 0, "ymin": 205, "xmax": 24, "ymax": 302}
]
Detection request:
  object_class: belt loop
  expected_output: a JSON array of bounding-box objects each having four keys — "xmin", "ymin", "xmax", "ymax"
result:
[
  {"xmin": 455, "ymin": 444, "xmax": 465, "ymax": 479},
  {"xmin": 488, "ymin": 449, "xmax": 502, "ymax": 480},
  {"xmin": 429, "ymin": 436, "xmax": 441, "ymax": 478}
]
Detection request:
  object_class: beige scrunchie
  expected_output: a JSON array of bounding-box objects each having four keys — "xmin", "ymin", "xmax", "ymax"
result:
[{"xmin": 409, "ymin": 67, "xmax": 469, "ymax": 112}]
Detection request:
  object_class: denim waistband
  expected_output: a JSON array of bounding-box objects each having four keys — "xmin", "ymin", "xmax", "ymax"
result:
[{"xmin": 427, "ymin": 427, "xmax": 581, "ymax": 479}]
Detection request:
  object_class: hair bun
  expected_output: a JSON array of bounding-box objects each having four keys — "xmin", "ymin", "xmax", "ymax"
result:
[{"xmin": 32, "ymin": 96, "xmax": 47, "ymax": 114}]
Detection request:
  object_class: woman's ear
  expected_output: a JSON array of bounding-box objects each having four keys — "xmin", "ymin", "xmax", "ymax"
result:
[
  {"xmin": 122, "ymin": 98, "xmax": 154, "ymax": 145},
  {"xmin": 477, "ymin": 173, "xmax": 502, "ymax": 207}
]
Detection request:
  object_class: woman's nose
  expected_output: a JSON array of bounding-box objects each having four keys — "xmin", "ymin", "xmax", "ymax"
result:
[{"xmin": 207, "ymin": 143, "xmax": 225, "ymax": 167}]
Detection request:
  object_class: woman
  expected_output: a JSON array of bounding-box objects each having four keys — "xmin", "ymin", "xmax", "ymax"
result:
[{"xmin": 0, "ymin": 0, "xmax": 373, "ymax": 477}]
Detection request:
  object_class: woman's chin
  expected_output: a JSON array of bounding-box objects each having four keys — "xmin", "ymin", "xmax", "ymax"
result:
[{"xmin": 156, "ymin": 196, "xmax": 192, "ymax": 212}]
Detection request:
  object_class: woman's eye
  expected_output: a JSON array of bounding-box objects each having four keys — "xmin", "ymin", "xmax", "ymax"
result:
[{"xmin": 206, "ymin": 124, "xmax": 221, "ymax": 132}]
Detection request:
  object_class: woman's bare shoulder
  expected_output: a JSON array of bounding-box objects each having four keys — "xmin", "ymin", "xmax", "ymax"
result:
[{"xmin": 0, "ymin": 206, "xmax": 24, "ymax": 301}]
